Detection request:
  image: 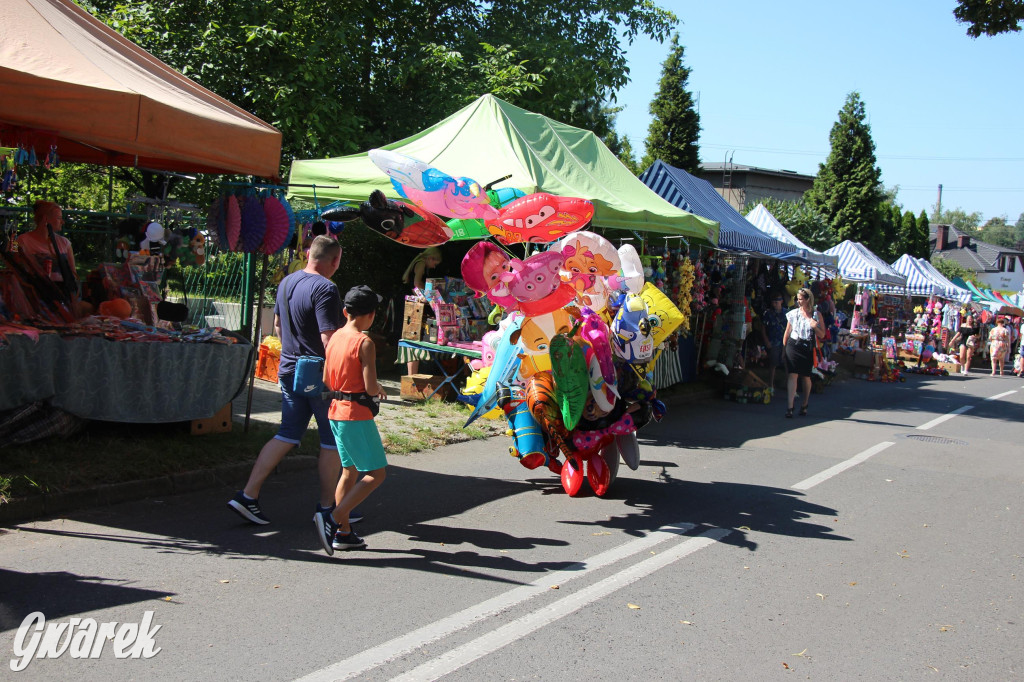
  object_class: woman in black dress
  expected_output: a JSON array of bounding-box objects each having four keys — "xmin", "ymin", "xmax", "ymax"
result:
[
  {"xmin": 958, "ymin": 313, "xmax": 977, "ymax": 375},
  {"xmin": 783, "ymin": 287, "xmax": 826, "ymax": 417}
]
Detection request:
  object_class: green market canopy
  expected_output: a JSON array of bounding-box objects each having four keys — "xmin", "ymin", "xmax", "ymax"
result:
[{"xmin": 288, "ymin": 94, "xmax": 718, "ymax": 245}]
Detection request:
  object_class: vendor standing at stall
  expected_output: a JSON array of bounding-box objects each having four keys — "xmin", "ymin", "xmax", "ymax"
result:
[
  {"xmin": 398, "ymin": 247, "xmax": 442, "ymax": 375},
  {"xmin": 760, "ymin": 293, "xmax": 787, "ymax": 390},
  {"xmin": 16, "ymin": 200, "xmax": 77, "ymax": 286}
]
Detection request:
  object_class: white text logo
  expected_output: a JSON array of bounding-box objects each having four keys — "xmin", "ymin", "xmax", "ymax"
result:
[{"xmin": 10, "ymin": 611, "xmax": 162, "ymax": 672}]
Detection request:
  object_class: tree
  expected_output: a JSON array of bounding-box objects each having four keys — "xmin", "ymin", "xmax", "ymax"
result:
[
  {"xmin": 978, "ymin": 216, "xmax": 1018, "ymax": 247},
  {"xmin": 954, "ymin": 0, "xmax": 1024, "ymax": 37},
  {"xmin": 742, "ymin": 197, "xmax": 835, "ymax": 252},
  {"xmin": 917, "ymin": 210, "xmax": 932, "ymax": 258},
  {"xmin": 931, "ymin": 206, "xmax": 983, "ymax": 233},
  {"xmin": 83, "ymin": 0, "xmax": 677, "ymax": 172},
  {"xmin": 640, "ymin": 34, "xmax": 701, "ymax": 173},
  {"xmin": 884, "ymin": 203, "xmax": 904, "ymax": 260},
  {"xmin": 805, "ymin": 92, "xmax": 886, "ymax": 254},
  {"xmin": 1015, "ymin": 211, "xmax": 1024, "ymax": 245},
  {"xmin": 900, "ymin": 210, "xmax": 923, "ymax": 258},
  {"xmin": 931, "ymin": 255, "xmax": 981, "ymax": 286},
  {"xmin": 612, "ymin": 135, "xmax": 642, "ymax": 176}
]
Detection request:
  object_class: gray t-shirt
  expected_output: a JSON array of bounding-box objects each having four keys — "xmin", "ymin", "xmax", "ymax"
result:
[{"xmin": 275, "ymin": 270, "xmax": 342, "ymax": 376}]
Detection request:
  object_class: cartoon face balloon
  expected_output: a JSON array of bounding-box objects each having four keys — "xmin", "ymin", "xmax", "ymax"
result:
[
  {"xmin": 502, "ymin": 251, "xmax": 565, "ymax": 302},
  {"xmin": 557, "ymin": 231, "xmax": 620, "ymax": 310},
  {"xmin": 639, "ymin": 283, "xmax": 685, "ymax": 349},
  {"xmin": 611, "ymin": 293, "xmax": 655, "ymax": 363},
  {"xmin": 461, "ymin": 241, "xmax": 516, "ymax": 309},
  {"xmin": 486, "ymin": 193, "xmax": 594, "ymax": 245}
]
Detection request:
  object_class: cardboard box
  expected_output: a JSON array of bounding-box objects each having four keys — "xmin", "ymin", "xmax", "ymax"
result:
[
  {"xmin": 191, "ymin": 402, "xmax": 232, "ymax": 435},
  {"xmin": 853, "ymin": 349, "xmax": 876, "ymax": 367},
  {"xmin": 426, "ymin": 319, "xmax": 438, "ymax": 344},
  {"xmin": 402, "ymin": 300, "xmax": 426, "ymax": 341},
  {"xmin": 400, "ymin": 374, "xmax": 450, "ymax": 402}
]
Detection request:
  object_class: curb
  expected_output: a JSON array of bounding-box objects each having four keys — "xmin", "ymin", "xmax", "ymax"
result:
[
  {"xmin": 0, "ymin": 383, "xmax": 721, "ymax": 526},
  {"xmin": 0, "ymin": 456, "xmax": 319, "ymax": 526}
]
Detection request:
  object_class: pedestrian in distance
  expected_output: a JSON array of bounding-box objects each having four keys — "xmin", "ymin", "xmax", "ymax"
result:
[
  {"xmin": 988, "ymin": 317, "xmax": 1010, "ymax": 376},
  {"xmin": 228, "ymin": 236, "xmax": 360, "ymax": 527},
  {"xmin": 783, "ymin": 287, "xmax": 825, "ymax": 418},
  {"xmin": 759, "ymin": 292, "xmax": 788, "ymax": 391},
  {"xmin": 314, "ymin": 285, "xmax": 389, "ymax": 554},
  {"xmin": 959, "ymin": 313, "xmax": 977, "ymax": 375}
]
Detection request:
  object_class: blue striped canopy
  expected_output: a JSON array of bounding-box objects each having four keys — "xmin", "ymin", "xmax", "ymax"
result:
[
  {"xmin": 888, "ymin": 254, "xmax": 947, "ymax": 296},
  {"xmin": 744, "ymin": 204, "xmax": 839, "ymax": 268},
  {"xmin": 823, "ymin": 240, "xmax": 907, "ymax": 287},
  {"xmin": 912, "ymin": 258, "xmax": 972, "ymax": 303},
  {"xmin": 639, "ymin": 162, "xmax": 797, "ymax": 258}
]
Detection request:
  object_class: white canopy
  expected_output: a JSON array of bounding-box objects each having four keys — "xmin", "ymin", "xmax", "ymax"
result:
[
  {"xmin": 823, "ymin": 240, "xmax": 907, "ymax": 287},
  {"xmin": 744, "ymin": 204, "xmax": 838, "ymax": 268}
]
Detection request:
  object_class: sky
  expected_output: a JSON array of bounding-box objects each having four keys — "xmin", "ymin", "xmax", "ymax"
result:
[{"xmin": 614, "ymin": 0, "xmax": 1024, "ymax": 224}]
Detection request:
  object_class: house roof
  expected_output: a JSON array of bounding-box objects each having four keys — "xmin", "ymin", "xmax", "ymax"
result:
[
  {"xmin": 929, "ymin": 224, "xmax": 1023, "ymax": 273},
  {"xmin": 698, "ymin": 162, "xmax": 814, "ymax": 182}
]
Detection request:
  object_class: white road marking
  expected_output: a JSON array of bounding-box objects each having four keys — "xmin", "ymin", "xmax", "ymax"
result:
[
  {"xmin": 792, "ymin": 442, "xmax": 896, "ymax": 491},
  {"xmin": 390, "ymin": 528, "xmax": 731, "ymax": 682},
  {"xmin": 915, "ymin": 405, "xmax": 974, "ymax": 431},
  {"xmin": 293, "ymin": 522, "xmax": 696, "ymax": 682},
  {"xmin": 984, "ymin": 390, "xmax": 1016, "ymax": 401}
]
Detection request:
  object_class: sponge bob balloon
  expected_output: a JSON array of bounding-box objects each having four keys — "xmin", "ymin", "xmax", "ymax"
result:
[
  {"xmin": 368, "ymin": 149, "xmax": 498, "ymax": 221},
  {"xmin": 486, "ymin": 193, "xmax": 594, "ymax": 245}
]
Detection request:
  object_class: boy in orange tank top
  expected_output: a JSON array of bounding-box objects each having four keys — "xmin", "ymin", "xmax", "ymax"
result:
[{"xmin": 314, "ymin": 285, "xmax": 388, "ymax": 554}]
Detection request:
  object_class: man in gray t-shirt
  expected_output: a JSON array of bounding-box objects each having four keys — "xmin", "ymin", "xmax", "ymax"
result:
[{"xmin": 228, "ymin": 236, "xmax": 353, "ymax": 526}]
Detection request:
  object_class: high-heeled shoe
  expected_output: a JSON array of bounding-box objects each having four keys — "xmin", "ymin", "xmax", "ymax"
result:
[{"xmin": 799, "ymin": 405, "xmax": 808, "ymax": 416}]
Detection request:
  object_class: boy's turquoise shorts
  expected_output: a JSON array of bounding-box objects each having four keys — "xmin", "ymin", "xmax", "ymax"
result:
[{"xmin": 329, "ymin": 419, "xmax": 388, "ymax": 472}]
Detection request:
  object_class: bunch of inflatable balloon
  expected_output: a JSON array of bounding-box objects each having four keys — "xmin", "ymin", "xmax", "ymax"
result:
[
  {"xmin": 320, "ymin": 148, "xmax": 688, "ymax": 497},
  {"xmin": 460, "ymin": 230, "xmax": 686, "ymax": 497}
]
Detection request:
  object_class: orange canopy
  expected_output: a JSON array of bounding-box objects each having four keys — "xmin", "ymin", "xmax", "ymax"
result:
[{"xmin": 0, "ymin": 0, "xmax": 282, "ymax": 177}]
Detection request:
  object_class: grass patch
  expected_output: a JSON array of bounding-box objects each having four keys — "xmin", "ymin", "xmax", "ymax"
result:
[{"xmin": 0, "ymin": 420, "xmax": 284, "ymax": 501}]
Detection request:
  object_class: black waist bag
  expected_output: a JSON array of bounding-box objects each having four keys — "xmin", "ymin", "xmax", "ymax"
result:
[{"xmin": 322, "ymin": 390, "xmax": 380, "ymax": 417}]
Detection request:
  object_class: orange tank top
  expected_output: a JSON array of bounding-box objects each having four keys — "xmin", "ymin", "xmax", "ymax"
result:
[{"xmin": 324, "ymin": 332, "xmax": 372, "ymax": 421}]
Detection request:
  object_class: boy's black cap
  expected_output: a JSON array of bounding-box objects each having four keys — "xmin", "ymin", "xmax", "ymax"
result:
[{"xmin": 344, "ymin": 285, "xmax": 383, "ymax": 315}]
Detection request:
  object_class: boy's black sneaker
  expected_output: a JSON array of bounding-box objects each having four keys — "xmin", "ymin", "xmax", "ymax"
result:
[
  {"xmin": 317, "ymin": 503, "xmax": 364, "ymax": 525},
  {"xmin": 313, "ymin": 510, "xmax": 338, "ymax": 556},
  {"xmin": 332, "ymin": 529, "xmax": 366, "ymax": 550},
  {"xmin": 228, "ymin": 491, "xmax": 270, "ymax": 525}
]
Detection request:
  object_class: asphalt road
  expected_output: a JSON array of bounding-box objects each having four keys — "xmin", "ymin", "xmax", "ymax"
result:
[{"xmin": 1, "ymin": 372, "xmax": 1022, "ymax": 680}]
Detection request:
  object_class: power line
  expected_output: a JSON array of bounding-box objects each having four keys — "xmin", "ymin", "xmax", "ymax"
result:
[{"xmin": 700, "ymin": 143, "xmax": 1024, "ymax": 162}]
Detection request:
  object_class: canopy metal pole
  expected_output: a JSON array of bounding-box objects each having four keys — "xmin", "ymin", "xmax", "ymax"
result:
[{"xmin": 244, "ymin": 252, "xmax": 270, "ymax": 433}]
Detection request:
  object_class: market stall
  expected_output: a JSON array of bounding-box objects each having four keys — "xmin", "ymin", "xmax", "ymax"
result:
[
  {"xmin": 822, "ymin": 241, "xmax": 908, "ymax": 380},
  {"xmin": 1, "ymin": 0, "xmax": 283, "ymax": 433},
  {"xmin": 638, "ymin": 162, "xmax": 808, "ymax": 395}
]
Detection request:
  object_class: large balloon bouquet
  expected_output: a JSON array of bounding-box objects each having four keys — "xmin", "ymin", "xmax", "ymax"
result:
[{"xmin": 329, "ymin": 150, "xmax": 686, "ymax": 497}]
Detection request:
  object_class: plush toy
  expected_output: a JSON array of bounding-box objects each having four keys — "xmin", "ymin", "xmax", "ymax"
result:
[
  {"xmin": 139, "ymin": 221, "xmax": 165, "ymax": 255},
  {"xmin": 98, "ymin": 297, "xmax": 132, "ymax": 319},
  {"xmin": 190, "ymin": 232, "xmax": 206, "ymax": 266}
]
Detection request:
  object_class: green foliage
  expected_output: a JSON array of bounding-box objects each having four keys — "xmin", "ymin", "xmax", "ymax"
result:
[
  {"xmin": 640, "ymin": 34, "xmax": 700, "ymax": 173},
  {"xmin": 742, "ymin": 197, "xmax": 835, "ymax": 252},
  {"xmin": 954, "ymin": 0, "xmax": 1024, "ymax": 37},
  {"xmin": 81, "ymin": 0, "xmax": 676, "ymax": 173},
  {"xmin": 931, "ymin": 255, "xmax": 981, "ymax": 286},
  {"xmin": 805, "ymin": 92, "xmax": 886, "ymax": 255},
  {"xmin": 931, "ymin": 205, "xmax": 983, "ymax": 233},
  {"xmin": 917, "ymin": 210, "xmax": 931, "ymax": 258},
  {"xmin": 977, "ymin": 216, "xmax": 1019, "ymax": 248},
  {"xmin": 901, "ymin": 210, "xmax": 925, "ymax": 258}
]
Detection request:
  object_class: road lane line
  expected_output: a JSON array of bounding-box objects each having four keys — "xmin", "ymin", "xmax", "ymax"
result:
[
  {"xmin": 293, "ymin": 522, "xmax": 696, "ymax": 682},
  {"xmin": 792, "ymin": 442, "xmax": 895, "ymax": 491},
  {"xmin": 916, "ymin": 405, "xmax": 974, "ymax": 431},
  {"xmin": 389, "ymin": 528, "xmax": 731, "ymax": 682},
  {"xmin": 984, "ymin": 390, "xmax": 1016, "ymax": 401}
]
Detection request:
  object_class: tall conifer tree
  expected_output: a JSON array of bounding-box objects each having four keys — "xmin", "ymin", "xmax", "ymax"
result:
[
  {"xmin": 900, "ymin": 211, "xmax": 919, "ymax": 258},
  {"xmin": 641, "ymin": 34, "xmax": 701, "ymax": 173},
  {"xmin": 917, "ymin": 210, "xmax": 932, "ymax": 259},
  {"xmin": 805, "ymin": 92, "xmax": 886, "ymax": 253}
]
